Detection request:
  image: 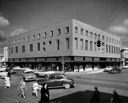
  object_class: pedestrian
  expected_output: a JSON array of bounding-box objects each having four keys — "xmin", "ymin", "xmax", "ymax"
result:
[
  {"xmin": 91, "ymin": 86, "xmax": 100, "ymax": 103},
  {"xmin": 39, "ymin": 83, "xmax": 50, "ymax": 103},
  {"xmin": 110, "ymin": 89, "xmax": 121, "ymax": 103},
  {"xmin": 4, "ymin": 76, "xmax": 11, "ymax": 88},
  {"xmin": 18, "ymin": 77, "xmax": 27, "ymax": 98},
  {"xmin": 32, "ymin": 80, "xmax": 39, "ymax": 97}
]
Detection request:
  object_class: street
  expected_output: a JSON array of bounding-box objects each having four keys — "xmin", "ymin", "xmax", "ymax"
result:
[{"xmin": 0, "ymin": 69, "xmax": 128, "ymax": 103}]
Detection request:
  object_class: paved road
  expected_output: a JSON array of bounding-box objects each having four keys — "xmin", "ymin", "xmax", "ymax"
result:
[{"xmin": 0, "ymin": 69, "xmax": 128, "ymax": 103}]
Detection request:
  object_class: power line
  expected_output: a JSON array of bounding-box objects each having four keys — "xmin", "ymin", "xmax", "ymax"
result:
[{"xmin": 104, "ymin": 0, "xmax": 128, "ymax": 31}]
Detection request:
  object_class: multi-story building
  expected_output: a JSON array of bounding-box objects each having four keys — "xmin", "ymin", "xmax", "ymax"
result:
[
  {"xmin": 121, "ymin": 48, "xmax": 128, "ymax": 66},
  {"xmin": 6, "ymin": 19, "xmax": 121, "ymax": 71}
]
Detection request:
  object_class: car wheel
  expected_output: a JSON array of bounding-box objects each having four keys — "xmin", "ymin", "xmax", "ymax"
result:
[{"xmin": 64, "ymin": 83, "xmax": 70, "ymax": 89}]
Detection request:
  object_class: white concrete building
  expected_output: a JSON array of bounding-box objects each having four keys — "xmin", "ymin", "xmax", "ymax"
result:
[{"xmin": 6, "ymin": 19, "xmax": 121, "ymax": 71}]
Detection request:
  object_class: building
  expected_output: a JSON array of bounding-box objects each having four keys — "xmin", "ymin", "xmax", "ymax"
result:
[
  {"xmin": 6, "ymin": 19, "xmax": 121, "ymax": 71},
  {"xmin": 0, "ymin": 53, "xmax": 4, "ymax": 67},
  {"xmin": 121, "ymin": 48, "xmax": 128, "ymax": 66}
]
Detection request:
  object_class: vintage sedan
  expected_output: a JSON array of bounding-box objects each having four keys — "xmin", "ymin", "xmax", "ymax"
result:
[
  {"xmin": 104, "ymin": 66, "xmax": 113, "ymax": 72},
  {"xmin": 22, "ymin": 72, "xmax": 36, "ymax": 82},
  {"xmin": 0, "ymin": 71, "xmax": 8, "ymax": 79},
  {"xmin": 37, "ymin": 73, "xmax": 75, "ymax": 89}
]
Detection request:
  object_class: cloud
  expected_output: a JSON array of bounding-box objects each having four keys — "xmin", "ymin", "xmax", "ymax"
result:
[
  {"xmin": 10, "ymin": 28, "xmax": 26, "ymax": 36},
  {"xmin": 0, "ymin": 16, "xmax": 10, "ymax": 27},
  {"xmin": 109, "ymin": 18, "xmax": 128, "ymax": 35},
  {"xmin": 108, "ymin": 18, "xmax": 128, "ymax": 47},
  {"xmin": 0, "ymin": 30, "xmax": 6, "ymax": 42}
]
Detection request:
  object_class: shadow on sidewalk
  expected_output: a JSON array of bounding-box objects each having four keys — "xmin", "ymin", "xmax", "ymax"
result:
[{"xmin": 50, "ymin": 90, "xmax": 128, "ymax": 103}]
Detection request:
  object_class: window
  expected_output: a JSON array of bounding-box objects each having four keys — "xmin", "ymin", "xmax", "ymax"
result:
[
  {"xmin": 90, "ymin": 32, "xmax": 93, "ymax": 38},
  {"xmin": 43, "ymin": 32, "xmax": 47, "ymax": 38},
  {"xmin": 75, "ymin": 26, "xmax": 78, "ymax": 33},
  {"xmin": 30, "ymin": 44, "xmax": 33, "ymax": 52},
  {"xmin": 43, "ymin": 42, "xmax": 45, "ymax": 45},
  {"xmin": 11, "ymin": 47, "xmax": 13, "ymax": 54},
  {"xmin": 66, "ymin": 38, "xmax": 70, "ymax": 50},
  {"xmin": 50, "ymin": 30, "xmax": 53, "ymax": 37},
  {"xmin": 102, "ymin": 35, "xmax": 105, "ymax": 41},
  {"xmin": 109, "ymin": 45, "xmax": 111, "ymax": 53},
  {"xmin": 85, "ymin": 40, "xmax": 88, "ymax": 50},
  {"xmin": 85, "ymin": 30, "xmax": 88, "ymax": 36},
  {"xmin": 75, "ymin": 38, "xmax": 78, "ymax": 49},
  {"xmin": 43, "ymin": 47, "xmax": 46, "ymax": 52},
  {"xmin": 106, "ymin": 44, "xmax": 108, "ymax": 53},
  {"xmin": 28, "ymin": 36, "xmax": 30, "ymax": 41},
  {"xmin": 57, "ymin": 29, "xmax": 61, "ymax": 35},
  {"xmin": 37, "ymin": 34, "xmax": 41, "ymax": 39},
  {"xmin": 56, "ymin": 39, "xmax": 60, "ymax": 50},
  {"xmin": 94, "ymin": 33, "xmax": 97, "ymax": 39},
  {"xmin": 15, "ymin": 46, "xmax": 18, "ymax": 53},
  {"xmin": 49, "ymin": 41, "xmax": 52, "ymax": 45},
  {"xmin": 90, "ymin": 41, "xmax": 93, "ymax": 51},
  {"xmin": 32, "ymin": 35, "xmax": 35, "ymax": 41},
  {"xmin": 80, "ymin": 39, "xmax": 83, "ymax": 50},
  {"xmin": 81, "ymin": 28, "xmax": 84, "ymax": 35},
  {"xmin": 94, "ymin": 42, "xmax": 97, "ymax": 51},
  {"xmin": 65, "ymin": 26, "xmax": 69, "ymax": 34},
  {"xmin": 22, "ymin": 45, "xmax": 25, "ymax": 53},
  {"xmin": 37, "ymin": 43, "xmax": 40, "ymax": 51},
  {"xmin": 18, "ymin": 39, "xmax": 20, "ymax": 44},
  {"xmin": 22, "ymin": 38, "xmax": 25, "ymax": 42},
  {"xmin": 98, "ymin": 34, "xmax": 100, "ymax": 40}
]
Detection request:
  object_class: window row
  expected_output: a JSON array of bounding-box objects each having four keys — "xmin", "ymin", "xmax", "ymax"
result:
[
  {"xmin": 9, "ymin": 38, "xmax": 70, "ymax": 54},
  {"xmin": 74, "ymin": 26, "xmax": 120, "ymax": 45},
  {"xmin": 74, "ymin": 38, "xmax": 120, "ymax": 54},
  {"xmin": 9, "ymin": 26, "xmax": 70, "ymax": 45}
]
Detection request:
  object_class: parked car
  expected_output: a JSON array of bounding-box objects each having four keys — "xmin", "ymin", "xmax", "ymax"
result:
[
  {"xmin": 13, "ymin": 66, "xmax": 21, "ymax": 71},
  {"xmin": 108, "ymin": 66, "xmax": 122, "ymax": 74},
  {"xmin": 35, "ymin": 70, "xmax": 64, "ymax": 77},
  {"xmin": 104, "ymin": 66, "xmax": 113, "ymax": 72},
  {"xmin": 0, "ymin": 66, "xmax": 6, "ymax": 72},
  {"xmin": 121, "ymin": 65, "xmax": 128, "ymax": 69},
  {"xmin": 0, "ymin": 71, "xmax": 8, "ymax": 79},
  {"xmin": 24, "ymin": 68, "xmax": 37, "ymax": 73},
  {"xmin": 22, "ymin": 72, "xmax": 36, "ymax": 82},
  {"xmin": 37, "ymin": 73, "xmax": 75, "ymax": 89}
]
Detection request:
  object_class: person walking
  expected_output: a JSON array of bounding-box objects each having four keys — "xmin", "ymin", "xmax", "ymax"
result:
[
  {"xmin": 32, "ymin": 80, "xmax": 39, "ymax": 97},
  {"xmin": 39, "ymin": 83, "xmax": 50, "ymax": 103},
  {"xmin": 4, "ymin": 76, "xmax": 11, "ymax": 88},
  {"xmin": 110, "ymin": 89, "xmax": 121, "ymax": 103},
  {"xmin": 18, "ymin": 77, "xmax": 27, "ymax": 98},
  {"xmin": 91, "ymin": 86, "xmax": 100, "ymax": 103}
]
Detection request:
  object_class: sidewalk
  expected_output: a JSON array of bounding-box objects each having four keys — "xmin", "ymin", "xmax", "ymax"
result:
[{"xmin": 65, "ymin": 69, "xmax": 104, "ymax": 75}]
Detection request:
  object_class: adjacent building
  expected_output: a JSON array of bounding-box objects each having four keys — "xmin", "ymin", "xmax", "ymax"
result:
[
  {"xmin": 6, "ymin": 19, "xmax": 121, "ymax": 71},
  {"xmin": 121, "ymin": 48, "xmax": 128, "ymax": 66}
]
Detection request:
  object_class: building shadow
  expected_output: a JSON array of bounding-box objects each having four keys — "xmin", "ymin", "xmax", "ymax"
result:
[{"xmin": 50, "ymin": 90, "xmax": 128, "ymax": 103}]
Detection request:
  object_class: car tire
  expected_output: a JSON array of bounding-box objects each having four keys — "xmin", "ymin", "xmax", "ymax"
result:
[{"xmin": 64, "ymin": 83, "xmax": 70, "ymax": 89}]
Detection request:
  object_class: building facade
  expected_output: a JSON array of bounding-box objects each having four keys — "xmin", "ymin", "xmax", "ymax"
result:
[
  {"xmin": 121, "ymin": 48, "xmax": 128, "ymax": 66},
  {"xmin": 6, "ymin": 19, "xmax": 121, "ymax": 71}
]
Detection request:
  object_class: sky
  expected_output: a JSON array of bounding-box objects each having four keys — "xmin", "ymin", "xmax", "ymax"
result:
[{"xmin": 0, "ymin": 0, "xmax": 128, "ymax": 52}]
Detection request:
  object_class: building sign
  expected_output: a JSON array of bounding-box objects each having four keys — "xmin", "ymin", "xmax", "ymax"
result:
[
  {"xmin": 8, "ymin": 58, "xmax": 13, "ymax": 62},
  {"xmin": 84, "ymin": 57, "xmax": 92, "ymax": 61},
  {"xmin": 94, "ymin": 58, "xmax": 100, "ymax": 61},
  {"xmin": 14, "ymin": 58, "xmax": 19, "ymax": 62},
  {"xmin": 116, "ymin": 58, "xmax": 120, "ymax": 61},
  {"xmin": 21, "ymin": 58, "xmax": 27, "ymax": 62},
  {"xmin": 36, "ymin": 58, "xmax": 45, "ymax": 62},
  {"xmin": 74, "ymin": 57, "xmax": 83, "ymax": 61},
  {"xmin": 46, "ymin": 58, "xmax": 57, "ymax": 62},
  {"xmin": 112, "ymin": 58, "xmax": 115, "ymax": 61},
  {"xmin": 106, "ymin": 58, "xmax": 111, "ymax": 61},
  {"xmin": 64, "ymin": 57, "xmax": 72, "ymax": 61},
  {"xmin": 28, "ymin": 58, "xmax": 35, "ymax": 62}
]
